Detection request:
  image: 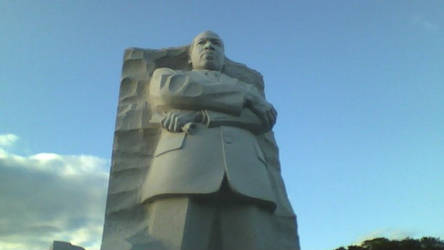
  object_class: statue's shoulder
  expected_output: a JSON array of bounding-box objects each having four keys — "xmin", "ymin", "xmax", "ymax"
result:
[{"xmin": 219, "ymin": 72, "xmax": 239, "ymax": 82}]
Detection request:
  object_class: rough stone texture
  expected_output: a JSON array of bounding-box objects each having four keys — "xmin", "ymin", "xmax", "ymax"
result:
[
  {"xmin": 100, "ymin": 42, "xmax": 300, "ymax": 250},
  {"xmin": 49, "ymin": 241, "xmax": 85, "ymax": 250}
]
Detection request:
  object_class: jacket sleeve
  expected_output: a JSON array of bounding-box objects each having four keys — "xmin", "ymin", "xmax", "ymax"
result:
[
  {"xmin": 149, "ymin": 68, "xmax": 246, "ymax": 115},
  {"xmin": 203, "ymin": 109, "xmax": 272, "ymax": 135}
]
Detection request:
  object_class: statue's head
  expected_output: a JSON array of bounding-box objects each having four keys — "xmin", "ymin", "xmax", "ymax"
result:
[{"xmin": 189, "ymin": 31, "xmax": 225, "ymax": 71}]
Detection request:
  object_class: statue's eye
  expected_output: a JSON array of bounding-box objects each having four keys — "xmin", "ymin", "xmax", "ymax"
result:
[{"xmin": 198, "ymin": 40, "xmax": 205, "ymax": 45}]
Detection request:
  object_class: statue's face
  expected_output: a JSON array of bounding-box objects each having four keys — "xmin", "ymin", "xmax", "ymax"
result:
[{"xmin": 190, "ymin": 31, "xmax": 225, "ymax": 71}]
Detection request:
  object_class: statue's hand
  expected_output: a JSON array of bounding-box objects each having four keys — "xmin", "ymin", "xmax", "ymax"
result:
[
  {"xmin": 247, "ymin": 98, "xmax": 277, "ymax": 129},
  {"xmin": 245, "ymin": 93, "xmax": 277, "ymax": 129},
  {"xmin": 161, "ymin": 110, "xmax": 203, "ymax": 133}
]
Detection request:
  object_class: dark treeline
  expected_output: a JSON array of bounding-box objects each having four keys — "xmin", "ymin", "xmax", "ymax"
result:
[{"xmin": 335, "ymin": 237, "xmax": 444, "ymax": 250}]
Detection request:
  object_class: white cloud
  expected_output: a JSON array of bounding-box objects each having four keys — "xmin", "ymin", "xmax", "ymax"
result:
[
  {"xmin": 0, "ymin": 134, "xmax": 19, "ymax": 147},
  {"xmin": 0, "ymin": 134, "xmax": 109, "ymax": 250}
]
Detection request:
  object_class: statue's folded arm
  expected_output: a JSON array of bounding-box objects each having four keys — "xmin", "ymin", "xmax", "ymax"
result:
[
  {"xmin": 150, "ymin": 67, "xmax": 246, "ymax": 115},
  {"xmin": 204, "ymin": 109, "xmax": 271, "ymax": 134}
]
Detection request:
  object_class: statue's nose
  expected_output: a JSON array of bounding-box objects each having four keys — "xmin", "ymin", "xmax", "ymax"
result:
[{"xmin": 204, "ymin": 42, "xmax": 215, "ymax": 50}]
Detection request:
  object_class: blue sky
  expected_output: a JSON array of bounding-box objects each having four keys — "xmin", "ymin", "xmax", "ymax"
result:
[{"xmin": 1, "ymin": 1, "xmax": 443, "ymax": 249}]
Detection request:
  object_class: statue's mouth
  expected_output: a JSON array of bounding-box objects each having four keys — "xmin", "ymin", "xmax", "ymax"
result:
[{"xmin": 201, "ymin": 54, "xmax": 215, "ymax": 60}]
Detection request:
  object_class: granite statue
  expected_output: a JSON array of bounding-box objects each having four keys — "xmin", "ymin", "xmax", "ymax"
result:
[{"xmin": 100, "ymin": 31, "xmax": 300, "ymax": 250}]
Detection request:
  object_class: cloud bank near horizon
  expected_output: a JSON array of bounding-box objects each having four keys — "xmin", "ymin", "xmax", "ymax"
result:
[{"xmin": 0, "ymin": 134, "xmax": 109, "ymax": 250}]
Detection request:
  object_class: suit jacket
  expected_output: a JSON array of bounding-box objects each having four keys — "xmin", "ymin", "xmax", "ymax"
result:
[{"xmin": 140, "ymin": 68, "xmax": 276, "ymax": 207}]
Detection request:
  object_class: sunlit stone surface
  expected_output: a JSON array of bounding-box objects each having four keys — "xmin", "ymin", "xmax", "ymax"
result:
[{"xmin": 100, "ymin": 31, "xmax": 301, "ymax": 250}]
